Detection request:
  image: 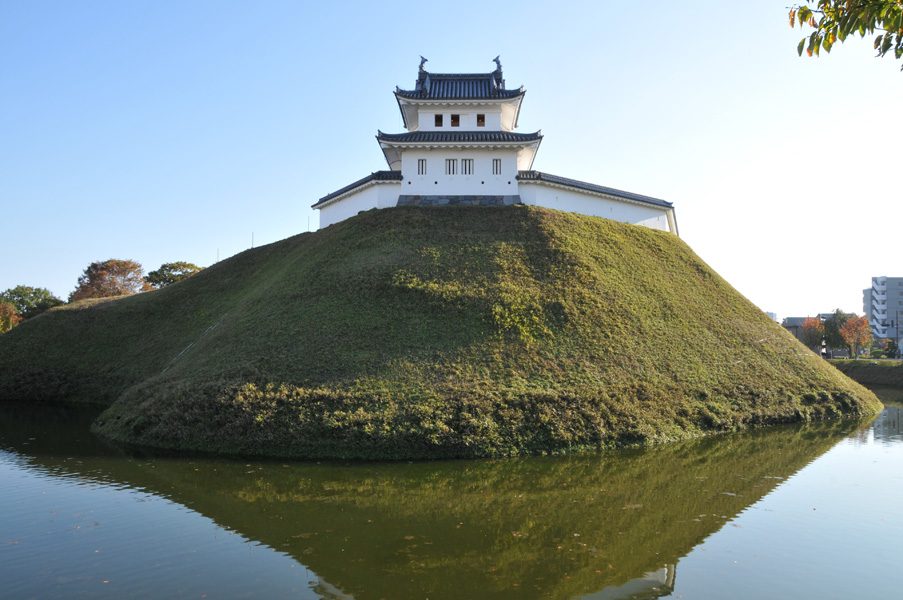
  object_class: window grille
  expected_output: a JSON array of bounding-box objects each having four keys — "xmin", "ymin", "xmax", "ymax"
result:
[{"xmin": 445, "ymin": 159, "xmax": 457, "ymax": 175}]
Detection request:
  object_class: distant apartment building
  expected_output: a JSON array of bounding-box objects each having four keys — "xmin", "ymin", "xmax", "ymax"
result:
[{"xmin": 863, "ymin": 276, "xmax": 903, "ymax": 340}]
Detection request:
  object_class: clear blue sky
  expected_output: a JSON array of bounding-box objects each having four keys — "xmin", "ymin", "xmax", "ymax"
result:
[{"xmin": 2, "ymin": 1, "xmax": 901, "ymax": 319}]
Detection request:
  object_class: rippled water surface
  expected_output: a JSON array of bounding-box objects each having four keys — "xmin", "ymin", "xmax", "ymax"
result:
[{"xmin": 1, "ymin": 390, "xmax": 901, "ymax": 600}]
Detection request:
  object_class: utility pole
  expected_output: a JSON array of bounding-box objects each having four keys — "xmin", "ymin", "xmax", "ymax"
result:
[{"xmin": 896, "ymin": 310, "xmax": 900, "ymax": 360}]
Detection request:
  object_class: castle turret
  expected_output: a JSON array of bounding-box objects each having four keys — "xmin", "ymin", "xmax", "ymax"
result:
[
  {"xmin": 379, "ymin": 57, "xmax": 540, "ymax": 201},
  {"xmin": 313, "ymin": 58, "xmax": 677, "ymax": 235}
]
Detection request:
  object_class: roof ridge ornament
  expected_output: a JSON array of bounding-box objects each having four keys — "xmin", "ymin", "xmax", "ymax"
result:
[
  {"xmin": 492, "ymin": 56, "xmax": 504, "ymax": 94},
  {"xmin": 419, "ymin": 55, "xmax": 428, "ymax": 73}
]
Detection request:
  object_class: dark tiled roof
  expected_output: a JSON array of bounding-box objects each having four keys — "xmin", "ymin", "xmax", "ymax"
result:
[
  {"xmin": 378, "ymin": 131, "xmax": 542, "ymax": 144},
  {"xmin": 782, "ymin": 317, "xmax": 809, "ymax": 328},
  {"xmin": 396, "ymin": 72, "xmax": 523, "ymax": 100},
  {"xmin": 516, "ymin": 171, "xmax": 672, "ymax": 208},
  {"xmin": 312, "ymin": 171, "xmax": 402, "ymax": 208}
]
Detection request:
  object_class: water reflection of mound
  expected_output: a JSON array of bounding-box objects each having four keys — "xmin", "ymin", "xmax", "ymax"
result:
[{"xmin": 1, "ymin": 404, "xmax": 863, "ymax": 600}]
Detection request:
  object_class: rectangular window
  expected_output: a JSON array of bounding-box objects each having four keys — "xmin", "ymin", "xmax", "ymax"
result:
[
  {"xmin": 477, "ymin": 114, "xmax": 485, "ymax": 127},
  {"xmin": 445, "ymin": 158, "xmax": 457, "ymax": 175},
  {"xmin": 417, "ymin": 159, "xmax": 427, "ymax": 175},
  {"xmin": 435, "ymin": 114, "xmax": 443, "ymax": 127},
  {"xmin": 492, "ymin": 158, "xmax": 502, "ymax": 175},
  {"xmin": 451, "ymin": 114, "xmax": 460, "ymax": 127},
  {"xmin": 462, "ymin": 159, "xmax": 473, "ymax": 175}
]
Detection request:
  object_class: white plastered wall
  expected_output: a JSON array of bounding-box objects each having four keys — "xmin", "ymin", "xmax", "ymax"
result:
[
  {"xmin": 318, "ymin": 182, "xmax": 402, "ymax": 228},
  {"xmin": 401, "ymin": 148, "xmax": 519, "ymax": 196},
  {"xmin": 519, "ymin": 183, "xmax": 673, "ymax": 232},
  {"xmin": 418, "ymin": 107, "xmax": 503, "ymax": 131}
]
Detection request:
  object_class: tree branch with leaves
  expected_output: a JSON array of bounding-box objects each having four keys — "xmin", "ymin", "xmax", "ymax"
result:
[{"xmin": 789, "ymin": 1, "xmax": 903, "ymax": 69}]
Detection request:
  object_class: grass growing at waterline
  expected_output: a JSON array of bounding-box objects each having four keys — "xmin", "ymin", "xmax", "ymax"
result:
[
  {"xmin": 0, "ymin": 206, "xmax": 881, "ymax": 458},
  {"xmin": 830, "ymin": 359, "xmax": 903, "ymax": 388}
]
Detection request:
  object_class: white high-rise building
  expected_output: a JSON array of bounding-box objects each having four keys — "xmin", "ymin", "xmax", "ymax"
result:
[
  {"xmin": 863, "ymin": 276, "xmax": 903, "ymax": 339},
  {"xmin": 313, "ymin": 58, "xmax": 678, "ymax": 234}
]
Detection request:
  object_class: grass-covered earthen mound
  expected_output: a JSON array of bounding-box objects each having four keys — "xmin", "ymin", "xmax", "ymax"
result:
[{"xmin": 0, "ymin": 206, "xmax": 881, "ymax": 459}]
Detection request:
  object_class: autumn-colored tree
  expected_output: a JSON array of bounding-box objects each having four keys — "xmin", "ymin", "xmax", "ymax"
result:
[
  {"xmin": 69, "ymin": 259, "xmax": 153, "ymax": 302},
  {"xmin": 789, "ymin": 1, "xmax": 903, "ymax": 70},
  {"xmin": 839, "ymin": 315, "xmax": 873, "ymax": 357},
  {"xmin": 800, "ymin": 317, "xmax": 825, "ymax": 351},
  {"xmin": 0, "ymin": 301, "xmax": 22, "ymax": 333},
  {"xmin": 145, "ymin": 262, "xmax": 204, "ymax": 289},
  {"xmin": 0, "ymin": 285, "xmax": 64, "ymax": 319}
]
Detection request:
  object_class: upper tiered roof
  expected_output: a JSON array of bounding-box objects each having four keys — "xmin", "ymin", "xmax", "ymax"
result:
[
  {"xmin": 395, "ymin": 74, "xmax": 524, "ymax": 100},
  {"xmin": 394, "ymin": 57, "xmax": 526, "ymax": 131},
  {"xmin": 395, "ymin": 56, "xmax": 524, "ymax": 100}
]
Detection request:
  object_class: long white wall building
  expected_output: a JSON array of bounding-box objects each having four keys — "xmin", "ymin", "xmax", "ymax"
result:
[{"xmin": 313, "ymin": 58, "xmax": 678, "ymax": 235}]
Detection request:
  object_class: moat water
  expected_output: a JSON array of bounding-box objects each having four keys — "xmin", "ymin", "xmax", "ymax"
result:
[{"xmin": 1, "ymin": 388, "xmax": 901, "ymax": 599}]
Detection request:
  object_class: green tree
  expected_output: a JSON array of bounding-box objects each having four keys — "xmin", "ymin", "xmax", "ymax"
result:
[
  {"xmin": 0, "ymin": 285, "xmax": 64, "ymax": 319},
  {"xmin": 823, "ymin": 308, "xmax": 853, "ymax": 351},
  {"xmin": 144, "ymin": 262, "xmax": 204, "ymax": 289},
  {"xmin": 0, "ymin": 301, "xmax": 21, "ymax": 333},
  {"xmin": 69, "ymin": 259, "xmax": 152, "ymax": 302},
  {"xmin": 789, "ymin": 1, "xmax": 903, "ymax": 70}
]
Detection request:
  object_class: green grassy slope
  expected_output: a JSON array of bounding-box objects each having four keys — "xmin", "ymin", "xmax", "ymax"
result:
[{"xmin": 0, "ymin": 206, "xmax": 881, "ymax": 458}]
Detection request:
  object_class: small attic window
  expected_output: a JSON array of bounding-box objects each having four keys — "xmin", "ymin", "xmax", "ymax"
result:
[
  {"xmin": 451, "ymin": 114, "xmax": 460, "ymax": 127},
  {"xmin": 477, "ymin": 114, "xmax": 485, "ymax": 127},
  {"xmin": 435, "ymin": 114, "xmax": 443, "ymax": 127}
]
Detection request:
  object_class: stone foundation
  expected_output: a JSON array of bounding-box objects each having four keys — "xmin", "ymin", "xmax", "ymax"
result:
[{"xmin": 397, "ymin": 195, "xmax": 522, "ymax": 207}]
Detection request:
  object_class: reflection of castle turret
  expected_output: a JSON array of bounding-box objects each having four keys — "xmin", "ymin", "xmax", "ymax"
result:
[
  {"xmin": 313, "ymin": 576, "xmax": 355, "ymax": 600},
  {"xmin": 579, "ymin": 564, "xmax": 676, "ymax": 600}
]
